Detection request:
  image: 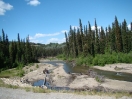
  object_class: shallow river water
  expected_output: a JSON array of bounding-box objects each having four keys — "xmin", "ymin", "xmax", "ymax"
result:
[{"xmin": 33, "ymin": 61, "xmax": 132, "ymax": 88}]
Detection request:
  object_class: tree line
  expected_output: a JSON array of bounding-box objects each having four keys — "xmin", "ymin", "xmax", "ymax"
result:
[
  {"xmin": 0, "ymin": 30, "xmax": 64, "ymax": 70},
  {"xmin": 64, "ymin": 16, "xmax": 132, "ymax": 59},
  {"xmin": 0, "ymin": 30, "xmax": 39, "ymax": 69}
]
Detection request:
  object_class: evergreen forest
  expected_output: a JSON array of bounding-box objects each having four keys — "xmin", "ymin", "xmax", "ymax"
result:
[
  {"xmin": 0, "ymin": 31, "xmax": 63, "ymax": 70},
  {"xmin": 62, "ymin": 16, "xmax": 132, "ymax": 66},
  {"xmin": 1, "ymin": 16, "xmax": 132, "ymax": 70}
]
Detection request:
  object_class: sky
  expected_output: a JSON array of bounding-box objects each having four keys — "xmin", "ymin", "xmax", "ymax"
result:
[{"xmin": 0, "ymin": 0, "xmax": 132, "ymax": 44}]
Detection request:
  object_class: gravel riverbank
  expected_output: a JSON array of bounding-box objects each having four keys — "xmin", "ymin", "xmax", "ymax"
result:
[{"xmin": 0, "ymin": 87, "xmax": 131, "ymax": 99}]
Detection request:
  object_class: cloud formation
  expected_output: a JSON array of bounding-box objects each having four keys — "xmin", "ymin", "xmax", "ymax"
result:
[
  {"xmin": 128, "ymin": 24, "xmax": 131, "ymax": 30},
  {"xmin": 29, "ymin": 32, "xmax": 62, "ymax": 40},
  {"xmin": 29, "ymin": 30, "xmax": 67, "ymax": 44},
  {"xmin": 27, "ymin": 0, "xmax": 40, "ymax": 6},
  {"xmin": 91, "ymin": 26, "xmax": 101, "ymax": 30},
  {"xmin": 29, "ymin": 30, "xmax": 68, "ymax": 40},
  {"xmin": 0, "ymin": 0, "xmax": 13, "ymax": 15}
]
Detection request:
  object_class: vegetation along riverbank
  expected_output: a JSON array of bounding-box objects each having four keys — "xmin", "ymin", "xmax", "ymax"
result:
[{"xmin": 0, "ymin": 16, "xmax": 132, "ymax": 98}]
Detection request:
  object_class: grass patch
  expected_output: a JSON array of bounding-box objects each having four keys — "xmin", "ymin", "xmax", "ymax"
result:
[
  {"xmin": 0, "ymin": 63, "xmax": 26, "ymax": 78},
  {"xmin": 24, "ymin": 87, "xmax": 32, "ymax": 92},
  {"xmin": 0, "ymin": 68, "xmax": 20, "ymax": 78},
  {"xmin": 73, "ymin": 90, "xmax": 132, "ymax": 98},
  {"xmin": 17, "ymin": 70, "xmax": 25, "ymax": 77},
  {"xmin": 32, "ymin": 87, "xmax": 51, "ymax": 93}
]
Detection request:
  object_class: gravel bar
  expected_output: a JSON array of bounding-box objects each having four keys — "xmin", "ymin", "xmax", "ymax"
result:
[{"xmin": 0, "ymin": 87, "xmax": 131, "ymax": 99}]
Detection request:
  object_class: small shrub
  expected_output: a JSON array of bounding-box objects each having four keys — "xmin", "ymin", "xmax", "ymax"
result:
[
  {"xmin": 98, "ymin": 58, "xmax": 105, "ymax": 66},
  {"xmin": 86, "ymin": 56, "xmax": 93, "ymax": 66},
  {"xmin": 36, "ymin": 64, "xmax": 39, "ymax": 68},
  {"xmin": 7, "ymin": 84, "xmax": 19, "ymax": 89},
  {"xmin": 28, "ymin": 63, "xmax": 34, "ymax": 67},
  {"xmin": 76, "ymin": 57, "xmax": 84, "ymax": 66},
  {"xmin": 95, "ymin": 75, "xmax": 105, "ymax": 83},
  {"xmin": 16, "ymin": 69, "xmax": 25, "ymax": 77},
  {"xmin": 19, "ymin": 70, "xmax": 25, "ymax": 77},
  {"xmin": 57, "ymin": 54, "xmax": 65, "ymax": 59},
  {"xmin": 30, "ymin": 69, "xmax": 33, "ymax": 72},
  {"xmin": 92, "ymin": 57, "xmax": 98, "ymax": 65}
]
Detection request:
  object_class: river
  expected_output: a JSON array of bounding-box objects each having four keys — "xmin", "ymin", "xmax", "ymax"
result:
[
  {"xmin": 44, "ymin": 60, "xmax": 132, "ymax": 82},
  {"xmin": 33, "ymin": 60, "xmax": 132, "ymax": 88}
]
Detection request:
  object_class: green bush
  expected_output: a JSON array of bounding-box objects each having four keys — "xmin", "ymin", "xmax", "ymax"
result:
[
  {"xmin": 67, "ymin": 51, "xmax": 132, "ymax": 67},
  {"xmin": 57, "ymin": 54, "xmax": 65, "ymax": 59},
  {"xmin": 86, "ymin": 56, "xmax": 93, "ymax": 65},
  {"xmin": 76, "ymin": 58, "xmax": 82, "ymax": 66},
  {"xmin": 120, "ymin": 53, "xmax": 132, "ymax": 63},
  {"xmin": 92, "ymin": 57, "xmax": 98, "ymax": 65},
  {"xmin": 19, "ymin": 70, "xmax": 25, "ymax": 77},
  {"xmin": 98, "ymin": 58, "xmax": 105, "ymax": 66}
]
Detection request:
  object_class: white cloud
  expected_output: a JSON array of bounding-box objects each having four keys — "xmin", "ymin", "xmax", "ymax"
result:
[
  {"xmin": 46, "ymin": 38, "xmax": 65, "ymax": 44},
  {"xmin": 29, "ymin": 30, "xmax": 67, "ymax": 44},
  {"xmin": 29, "ymin": 30, "xmax": 68, "ymax": 40},
  {"xmin": 33, "ymin": 32, "xmax": 61, "ymax": 39},
  {"xmin": 30, "ymin": 39, "xmax": 44, "ymax": 43},
  {"xmin": 27, "ymin": 0, "xmax": 40, "ymax": 6},
  {"xmin": 0, "ymin": 0, "xmax": 13, "ymax": 15},
  {"xmin": 91, "ymin": 26, "xmax": 101, "ymax": 30},
  {"xmin": 128, "ymin": 24, "xmax": 131, "ymax": 30}
]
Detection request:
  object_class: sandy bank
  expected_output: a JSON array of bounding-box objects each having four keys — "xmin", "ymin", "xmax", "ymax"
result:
[
  {"xmin": 1, "ymin": 60, "xmax": 132, "ymax": 92},
  {"xmin": 93, "ymin": 63, "xmax": 132, "ymax": 74}
]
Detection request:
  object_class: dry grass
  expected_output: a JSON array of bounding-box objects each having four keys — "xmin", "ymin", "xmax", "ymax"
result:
[{"xmin": 73, "ymin": 90, "xmax": 132, "ymax": 98}]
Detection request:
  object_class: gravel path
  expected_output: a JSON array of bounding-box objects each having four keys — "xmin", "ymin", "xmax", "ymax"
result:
[{"xmin": 0, "ymin": 87, "xmax": 131, "ymax": 99}]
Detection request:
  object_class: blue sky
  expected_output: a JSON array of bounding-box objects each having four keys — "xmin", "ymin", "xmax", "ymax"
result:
[{"xmin": 0, "ymin": 0, "xmax": 132, "ymax": 44}]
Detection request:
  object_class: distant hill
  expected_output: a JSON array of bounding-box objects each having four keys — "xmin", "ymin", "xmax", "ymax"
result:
[{"xmin": 30, "ymin": 42, "xmax": 66, "ymax": 49}]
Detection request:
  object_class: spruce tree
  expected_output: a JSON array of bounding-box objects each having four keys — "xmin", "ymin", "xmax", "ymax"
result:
[
  {"xmin": 79, "ymin": 19, "xmax": 84, "ymax": 53},
  {"xmin": 105, "ymin": 27, "xmax": 109, "ymax": 52},
  {"xmin": 73, "ymin": 27, "xmax": 78, "ymax": 57},
  {"xmin": 83, "ymin": 25, "xmax": 88, "ymax": 56},
  {"xmin": 110, "ymin": 23, "xmax": 116, "ymax": 52},
  {"xmin": 99, "ymin": 27, "xmax": 105, "ymax": 54},
  {"xmin": 88, "ymin": 21, "xmax": 95, "ymax": 57},
  {"xmin": 115, "ymin": 16, "xmax": 123, "ymax": 52},
  {"xmin": 65, "ymin": 32, "xmax": 70, "ymax": 57},
  {"xmin": 9, "ymin": 41, "xmax": 14, "ymax": 68},
  {"xmin": 76, "ymin": 28, "xmax": 82, "ymax": 55},
  {"xmin": 94, "ymin": 19, "xmax": 100, "ymax": 54},
  {"xmin": 122, "ymin": 19, "xmax": 128, "ymax": 53},
  {"xmin": 131, "ymin": 22, "xmax": 132, "ymax": 31}
]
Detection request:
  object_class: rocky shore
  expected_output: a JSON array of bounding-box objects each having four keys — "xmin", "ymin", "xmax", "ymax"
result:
[{"xmin": 1, "ymin": 60, "xmax": 132, "ymax": 93}]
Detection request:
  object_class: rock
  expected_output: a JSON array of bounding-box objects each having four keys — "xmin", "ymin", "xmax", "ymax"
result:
[{"xmin": 41, "ymin": 85, "xmax": 47, "ymax": 89}]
